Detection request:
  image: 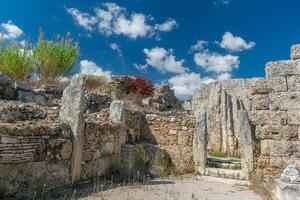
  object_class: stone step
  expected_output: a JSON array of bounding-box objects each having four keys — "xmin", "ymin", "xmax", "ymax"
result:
[
  {"xmin": 206, "ymin": 157, "xmax": 241, "ymax": 169},
  {"xmin": 204, "ymin": 168, "xmax": 247, "ymax": 180}
]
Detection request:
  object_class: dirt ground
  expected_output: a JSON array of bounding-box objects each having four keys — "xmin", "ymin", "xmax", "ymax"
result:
[{"xmin": 79, "ymin": 176, "xmax": 265, "ymax": 200}]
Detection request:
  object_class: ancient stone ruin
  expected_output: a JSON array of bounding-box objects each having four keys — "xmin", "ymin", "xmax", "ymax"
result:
[{"xmin": 0, "ymin": 44, "xmax": 299, "ymax": 199}]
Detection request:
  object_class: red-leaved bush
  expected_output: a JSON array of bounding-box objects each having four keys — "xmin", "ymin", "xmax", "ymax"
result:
[{"xmin": 123, "ymin": 76, "xmax": 154, "ymax": 97}]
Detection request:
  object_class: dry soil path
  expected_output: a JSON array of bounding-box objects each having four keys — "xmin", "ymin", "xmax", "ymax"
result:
[{"xmin": 80, "ymin": 176, "xmax": 265, "ymax": 200}]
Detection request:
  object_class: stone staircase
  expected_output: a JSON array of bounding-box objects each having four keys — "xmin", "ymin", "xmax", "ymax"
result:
[{"xmin": 204, "ymin": 156, "xmax": 246, "ymax": 181}]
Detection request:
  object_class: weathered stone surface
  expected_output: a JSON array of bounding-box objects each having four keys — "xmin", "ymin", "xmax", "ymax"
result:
[
  {"xmin": 288, "ymin": 110, "xmax": 300, "ymax": 125},
  {"xmin": 181, "ymin": 100, "xmax": 192, "ymax": 111},
  {"xmin": 287, "ymin": 75, "xmax": 300, "ymax": 91},
  {"xmin": 151, "ymin": 84, "xmax": 179, "ymax": 111},
  {"xmin": 269, "ymin": 92, "xmax": 300, "ymax": 110},
  {"xmin": 291, "ymin": 44, "xmax": 300, "ymax": 60},
  {"xmin": 266, "ymin": 60, "xmax": 300, "ymax": 77},
  {"xmin": 193, "ymin": 111, "xmax": 207, "ymax": 174},
  {"xmin": 261, "ymin": 140, "xmax": 300, "ymax": 157},
  {"xmin": 274, "ymin": 165, "xmax": 300, "ymax": 200},
  {"xmin": 255, "ymin": 125, "xmax": 298, "ymax": 140},
  {"xmin": 237, "ymin": 110, "xmax": 254, "ymax": 175},
  {"xmin": 59, "ymin": 75, "xmax": 86, "ymax": 183},
  {"xmin": 249, "ymin": 110, "xmax": 287, "ymax": 125},
  {"xmin": 248, "ymin": 77, "xmax": 287, "ymax": 94},
  {"xmin": 85, "ymin": 92, "xmax": 112, "ymax": 113},
  {"xmin": 251, "ymin": 94, "xmax": 269, "ymax": 110}
]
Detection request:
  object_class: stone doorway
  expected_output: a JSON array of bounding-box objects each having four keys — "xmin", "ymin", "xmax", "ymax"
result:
[{"xmin": 193, "ymin": 110, "xmax": 255, "ymax": 180}]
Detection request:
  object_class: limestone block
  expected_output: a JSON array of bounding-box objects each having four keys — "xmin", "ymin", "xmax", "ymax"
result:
[
  {"xmin": 256, "ymin": 125, "xmax": 298, "ymax": 140},
  {"xmin": 291, "ymin": 44, "xmax": 300, "ymax": 60},
  {"xmin": 237, "ymin": 110, "xmax": 254, "ymax": 175},
  {"xmin": 251, "ymin": 94, "xmax": 269, "ymax": 110},
  {"xmin": 249, "ymin": 110, "xmax": 287, "ymax": 125},
  {"xmin": 248, "ymin": 77, "xmax": 287, "ymax": 95},
  {"xmin": 59, "ymin": 75, "xmax": 86, "ymax": 183},
  {"xmin": 269, "ymin": 92, "xmax": 300, "ymax": 110},
  {"xmin": 193, "ymin": 111, "xmax": 207, "ymax": 174},
  {"xmin": 266, "ymin": 60, "xmax": 300, "ymax": 77},
  {"xmin": 262, "ymin": 140, "xmax": 300, "ymax": 157},
  {"xmin": 288, "ymin": 111, "xmax": 300, "ymax": 125},
  {"xmin": 287, "ymin": 75, "xmax": 300, "ymax": 91}
]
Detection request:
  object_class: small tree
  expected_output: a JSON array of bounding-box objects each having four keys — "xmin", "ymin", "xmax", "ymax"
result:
[
  {"xmin": 33, "ymin": 30, "xmax": 79, "ymax": 83},
  {"xmin": 0, "ymin": 42, "xmax": 32, "ymax": 81}
]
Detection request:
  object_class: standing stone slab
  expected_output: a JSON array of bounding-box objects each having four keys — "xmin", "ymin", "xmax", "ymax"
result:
[
  {"xmin": 237, "ymin": 110, "xmax": 254, "ymax": 176},
  {"xmin": 193, "ymin": 111, "xmax": 207, "ymax": 174},
  {"xmin": 291, "ymin": 44, "xmax": 300, "ymax": 60},
  {"xmin": 59, "ymin": 75, "xmax": 86, "ymax": 183},
  {"xmin": 109, "ymin": 100, "xmax": 126, "ymax": 155}
]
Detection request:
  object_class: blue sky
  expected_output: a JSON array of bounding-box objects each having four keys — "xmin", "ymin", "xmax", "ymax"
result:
[{"xmin": 1, "ymin": 0, "xmax": 300, "ymax": 98}]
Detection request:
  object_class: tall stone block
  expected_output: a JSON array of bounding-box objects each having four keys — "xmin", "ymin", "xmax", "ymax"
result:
[
  {"xmin": 193, "ymin": 111, "xmax": 207, "ymax": 174},
  {"xmin": 237, "ymin": 110, "xmax": 255, "ymax": 175},
  {"xmin": 59, "ymin": 75, "xmax": 86, "ymax": 183},
  {"xmin": 291, "ymin": 44, "xmax": 300, "ymax": 60},
  {"xmin": 109, "ymin": 100, "xmax": 126, "ymax": 155}
]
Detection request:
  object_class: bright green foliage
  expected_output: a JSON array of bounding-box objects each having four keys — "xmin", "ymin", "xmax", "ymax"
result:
[
  {"xmin": 0, "ymin": 42, "xmax": 32, "ymax": 81},
  {"xmin": 33, "ymin": 31, "xmax": 79, "ymax": 82}
]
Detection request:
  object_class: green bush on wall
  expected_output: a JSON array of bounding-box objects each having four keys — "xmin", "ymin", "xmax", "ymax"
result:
[
  {"xmin": 0, "ymin": 42, "xmax": 32, "ymax": 81},
  {"xmin": 0, "ymin": 29, "xmax": 79, "ymax": 83},
  {"xmin": 33, "ymin": 30, "xmax": 79, "ymax": 83}
]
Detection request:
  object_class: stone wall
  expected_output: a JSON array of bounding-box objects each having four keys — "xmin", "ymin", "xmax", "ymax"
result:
[
  {"xmin": 145, "ymin": 111, "xmax": 195, "ymax": 173},
  {"xmin": 192, "ymin": 44, "xmax": 300, "ymax": 178},
  {"xmin": 248, "ymin": 47, "xmax": 300, "ymax": 176}
]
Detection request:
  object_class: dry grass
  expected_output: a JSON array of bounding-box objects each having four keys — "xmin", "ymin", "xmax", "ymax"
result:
[
  {"xmin": 249, "ymin": 170, "xmax": 274, "ymax": 199},
  {"xmin": 85, "ymin": 75, "xmax": 110, "ymax": 93}
]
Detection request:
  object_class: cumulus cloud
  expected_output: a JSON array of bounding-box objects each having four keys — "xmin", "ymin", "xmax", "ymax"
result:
[
  {"xmin": 67, "ymin": 2, "xmax": 177, "ymax": 39},
  {"xmin": 141, "ymin": 47, "xmax": 188, "ymax": 74},
  {"xmin": 168, "ymin": 72, "xmax": 214, "ymax": 99},
  {"xmin": 154, "ymin": 19, "xmax": 178, "ymax": 32},
  {"xmin": 190, "ymin": 40, "xmax": 208, "ymax": 52},
  {"xmin": 219, "ymin": 32, "xmax": 255, "ymax": 52},
  {"xmin": 0, "ymin": 21, "xmax": 23, "ymax": 40},
  {"xmin": 79, "ymin": 60, "xmax": 111, "ymax": 77},
  {"xmin": 66, "ymin": 8, "xmax": 98, "ymax": 31},
  {"xmin": 109, "ymin": 43, "xmax": 122, "ymax": 56},
  {"xmin": 194, "ymin": 50, "xmax": 239, "ymax": 73}
]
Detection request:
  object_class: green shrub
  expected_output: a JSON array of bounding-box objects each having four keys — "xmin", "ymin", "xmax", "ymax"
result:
[
  {"xmin": 33, "ymin": 30, "xmax": 79, "ymax": 83},
  {"xmin": 0, "ymin": 42, "xmax": 32, "ymax": 80}
]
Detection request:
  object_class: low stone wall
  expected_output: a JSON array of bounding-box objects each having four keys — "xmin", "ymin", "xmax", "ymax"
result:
[{"xmin": 146, "ymin": 111, "xmax": 195, "ymax": 173}]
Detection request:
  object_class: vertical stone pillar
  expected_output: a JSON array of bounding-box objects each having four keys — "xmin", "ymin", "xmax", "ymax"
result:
[
  {"xmin": 109, "ymin": 100, "xmax": 126, "ymax": 156},
  {"xmin": 59, "ymin": 75, "xmax": 86, "ymax": 183},
  {"xmin": 237, "ymin": 110, "xmax": 254, "ymax": 176},
  {"xmin": 193, "ymin": 111, "xmax": 207, "ymax": 174}
]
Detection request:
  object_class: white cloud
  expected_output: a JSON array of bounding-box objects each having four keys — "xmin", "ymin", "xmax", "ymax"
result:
[
  {"xmin": 114, "ymin": 13, "xmax": 152, "ymax": 39},
  {"xmin": 66, "ymin": 8, "xmax": 98, "ymax": 31},
  {"xmin": 194, "ymin": 50, "xmax": 239, "ymax": 73},
  {"xmin": 142, "ymin": 47, "xmax": 188, "ymax": 74},
  {"xmin": 217, "ymin": 72, "xmax": 232, "ymax": 80},
  {"xmin": 219, "ymin": 32, "xmax": 255, "ymax": 52},
  {"xmin": 190, "ymin": 40, "xmax": 208, "ymax": 52},
  {"xmin": 168, "ymin": 72, "xmax": 214, "ymax": 99},
  {"xmin": 79, "ymin": 60, "xmax": 111, "ymax": 77},
  {"xmin": 67, "ymin": 2, "xmax": 177, "ymax": 39},
  {"xmin": 109, "ymin": 43, "xmax": 122, "ymax": 56},
  {"xmin": 154, "ymin": 18, "xmax": 178, "ymax": 32},
  {"xmin": 0, "ymin": 21, "xmax": 23, "ymax": 40}
]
